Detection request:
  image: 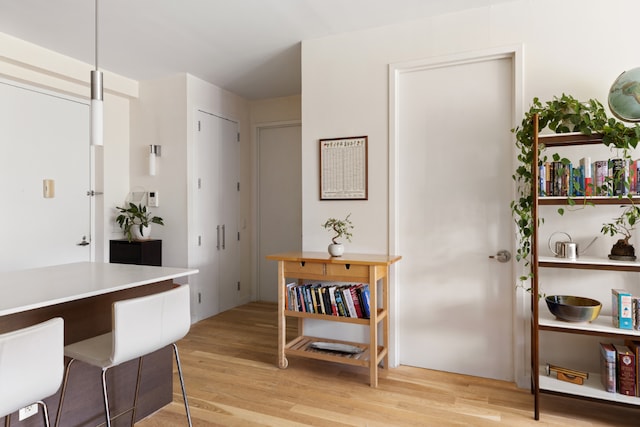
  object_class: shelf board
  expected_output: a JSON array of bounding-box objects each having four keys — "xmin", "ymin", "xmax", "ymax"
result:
[
  {"xmin": 538, "ymin": 133, "xmax": 604, "ymax": 146},
  {"xmin": 284, "ymin": 308, "xmax": 385, "ymax": 325},
  {"xmin": 539, "ymin": 367, "xmax": 640, "ymax": 406},
  {"xmin": 285, "ymin": 335, "xmax": 383, "ymax": 368},
  {"xmin": 539, "ymin": 256, "xmax": 640, "ymax": 272},
  {"xmin": 539, "ymin": 311, "xmax": 640, "ymax": 338},
  {"xmin": 538, "ymin": 196, "xmax": 640, "ymax": 206}
]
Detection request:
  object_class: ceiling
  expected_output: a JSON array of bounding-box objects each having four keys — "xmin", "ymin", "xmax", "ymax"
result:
[{"xmin": 0, "ymin": 0, "xmax": 515, "ymax": 100}]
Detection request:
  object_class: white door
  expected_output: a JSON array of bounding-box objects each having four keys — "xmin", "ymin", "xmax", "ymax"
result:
[
  {"xmin": 257, "ymin": 124, "xmax": 302, "ymax": 302},
  {"xmin": 0, "ymin": 80, "xmax": 91, "ymax": 272},
  {"xmin": 194, "ymin": 110, "xmax": 240, "ymax": 319},
  {"xmin": 217, "ymin": 116, "xmax": 240, "ymax": 312},
  {"xmin": 396, "ymin": 54, "xmax": 515, "ymax": 381}
]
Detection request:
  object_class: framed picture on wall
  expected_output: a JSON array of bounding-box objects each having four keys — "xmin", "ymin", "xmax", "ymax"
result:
[{"xmin": 319, "ymin": 136, "xmax": 368, "ymax": 200}]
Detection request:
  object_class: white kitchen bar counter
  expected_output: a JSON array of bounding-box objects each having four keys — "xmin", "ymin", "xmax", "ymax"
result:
[
  {"xmin": 0, "ymin": 261, "xmax": 198, "ymax": 427},
  {"xmin": 0, "ymin": 261, "xmax": 198, "ymax": 316}
]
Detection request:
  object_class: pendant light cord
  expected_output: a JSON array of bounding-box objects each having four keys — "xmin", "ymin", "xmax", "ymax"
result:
[{"xmin": 94, "ymin": 0, "xmax": 98, "ymax": 71}]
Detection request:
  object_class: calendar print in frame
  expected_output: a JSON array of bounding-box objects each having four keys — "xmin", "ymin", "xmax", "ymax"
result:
[{"xmin": 319, "ymin": 136, "xmax": 368, "ymax": 200}]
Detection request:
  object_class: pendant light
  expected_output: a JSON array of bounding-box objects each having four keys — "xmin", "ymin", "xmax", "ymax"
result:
[{"xmin": 90, "ymin": 0, "xmax": 103, "ymax": 146}]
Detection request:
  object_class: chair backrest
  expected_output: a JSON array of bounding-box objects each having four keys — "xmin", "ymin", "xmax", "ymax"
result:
[
  {"xmin": 0, "ymin": 317, "xmax": 64, "ymax": 417},
  {"xmin": 111, "ymin": 285, "xmax": 191, "ymax": 365}
]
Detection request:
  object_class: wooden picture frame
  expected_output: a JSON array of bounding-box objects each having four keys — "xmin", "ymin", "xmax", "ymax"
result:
[{"xmin": 319, "ymin": 136, "xmax": 368, "ymax": 200}]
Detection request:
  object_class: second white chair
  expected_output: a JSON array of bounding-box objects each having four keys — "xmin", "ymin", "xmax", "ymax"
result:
[
  {"xmin": 0, "ymin": 317, "xmax": 64, "ymax": 427},
  {"xmin": 55, "ymin": 285, "xmax": 192, "ymax": 427}
]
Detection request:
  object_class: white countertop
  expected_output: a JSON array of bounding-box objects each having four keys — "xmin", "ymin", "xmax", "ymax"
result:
[{"xmin": 0, "ymin": 262, "xmax": 198, "ymax": 316}]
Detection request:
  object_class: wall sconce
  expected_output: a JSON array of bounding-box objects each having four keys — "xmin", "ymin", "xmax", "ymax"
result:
[{"xmin": 149, "ymin": 144, "xmax": 161, "ymax": 176}]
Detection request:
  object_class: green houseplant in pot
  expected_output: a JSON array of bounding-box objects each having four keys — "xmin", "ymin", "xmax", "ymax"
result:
[
  {"xmin": 322, "ymin": 213, "xmax": 354, "ymax": 257},
  {"xmin": 512, "ymin": 94, "xmax": 640, "ymax": 296},
  {"xmin": 115, "ymin": 203, "xmax": 164, "ymax": 242}
]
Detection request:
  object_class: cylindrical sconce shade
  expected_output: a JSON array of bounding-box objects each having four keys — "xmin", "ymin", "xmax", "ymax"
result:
[
  {"xmin": 149, "ymin": 145, "xmax": 161, "ymax": 176},
  {"xmin": 149, "ymin": 148, "xmax": 156, "ymax": 176},
  {"xmin": 90, "ymin": 70, "xmax": 103, "ymax": 146}
]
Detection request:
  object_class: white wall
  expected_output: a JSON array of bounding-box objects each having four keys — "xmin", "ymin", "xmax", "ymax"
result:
[
  {"xmin": 302, "ymin": 0, "xmax": 640, "ymax": 252},
  {"xmin": 301, "ymin": 0, "xmax": 640, "ymax": 381},
  {"xmin": 0, "ymin": 32, "xmax": 136, "ymax": 262},
  {"xmin": 130, "ymin": 74, "xmax": 253, "ymax": 303}
]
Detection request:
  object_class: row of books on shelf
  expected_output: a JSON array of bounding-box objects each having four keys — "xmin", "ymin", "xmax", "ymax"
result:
[
  {"xmin": 600, "ymin": 341, "xmax": 640, "ymax": 396},
  {"xmin": 286, "ymin": 282, "xmax": 371, "ymax": 319},
  {"xmin": 539, "ymin": 157, "xmax": 639, "ymax": 197}
]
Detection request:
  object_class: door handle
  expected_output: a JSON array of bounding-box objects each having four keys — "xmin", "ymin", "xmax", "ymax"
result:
[
  {"xmin": 216, "ymin": 225, "xmax": 220, "ymax": 250},
  {"xmin": 489, "ymin": 250, "xmax": 511, "ymax": 263},
  {"xmin": 222, "ymin": 224, "xmax": 226, "ymax": 250}
]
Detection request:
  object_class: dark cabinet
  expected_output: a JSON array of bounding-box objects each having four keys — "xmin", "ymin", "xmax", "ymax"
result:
[{"xmin": 109, "ymin": 239, "xmax": 162, "ymax": 266}]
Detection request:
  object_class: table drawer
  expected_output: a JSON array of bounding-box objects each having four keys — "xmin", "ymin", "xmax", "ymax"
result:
[
  {"xmin": 284, "ymin": 261, "xmax": 325, "ymax": 276},
  {"xmin": 326, "ymin": 263, "xmax": 369, "ymax": 280}
]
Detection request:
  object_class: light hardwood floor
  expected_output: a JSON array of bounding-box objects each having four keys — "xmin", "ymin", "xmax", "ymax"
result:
[{"xmin": 138, "ymin": 302, "xmax": 638, "ymax": 426}]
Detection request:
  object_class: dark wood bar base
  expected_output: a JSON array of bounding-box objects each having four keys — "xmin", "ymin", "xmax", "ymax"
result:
[{"xmin": 1, "ymin": 280, "xmax": 175, "ymax": 427}]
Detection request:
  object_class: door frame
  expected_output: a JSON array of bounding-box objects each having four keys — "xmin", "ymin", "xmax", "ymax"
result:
[
  {"xmin": 252, "ymin": 120, "xmax": 302, "ymax": 301},
  {"xmin": 388, "ymin": 45, "xmax": 527, "ymax": 387}
]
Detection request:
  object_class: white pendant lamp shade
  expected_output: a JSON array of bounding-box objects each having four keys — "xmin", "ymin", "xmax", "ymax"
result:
[{"xmin": 91, "ymin": 70, "xmax": 103, "ymax": 146}]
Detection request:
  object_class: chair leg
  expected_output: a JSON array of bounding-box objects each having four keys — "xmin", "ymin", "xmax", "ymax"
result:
[
  {"xmin": 130, "ymin": 357, "xmax": 144, "ymax": 427},
  {"xmin": 38, "ymin": 400, "xmax": 51, "ymax": 427},
  {"xmin": 172, "ymin": 343, "xmax": 192, "ymax": 427},
  {"xmin": 54, "ymin": 358, "xmax": 76, "ymax": 427},
  {"xmin": 100, "ymin": 368, "xmax": 112, "ymax": 427}
]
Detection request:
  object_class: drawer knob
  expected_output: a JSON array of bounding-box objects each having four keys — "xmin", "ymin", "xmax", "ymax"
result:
[{"xmin": 345, "ymin": 264, "xmax": 351, "ymax": 270}]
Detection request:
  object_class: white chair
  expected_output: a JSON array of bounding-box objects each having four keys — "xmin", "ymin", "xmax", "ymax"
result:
[
  {"xmin": 0, "ymin": 317, "xmax": 64, "ymax": 427},
  {"xmin": 55, "ymin": 285, "xmax": 192, "ymax": 427}
]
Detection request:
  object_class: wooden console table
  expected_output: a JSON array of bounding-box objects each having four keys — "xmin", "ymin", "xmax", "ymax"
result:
[{"xmin": 266, "ymin": 251, "xmax": 401, "ymax": 387}]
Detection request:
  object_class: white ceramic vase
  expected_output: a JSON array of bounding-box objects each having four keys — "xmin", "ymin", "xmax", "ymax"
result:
[
  {"xmin": 132, "ymin": 224, "xmax": 151, "ymax": 241},
  {"xmin": 328, "ymin": 243, "xmax": 344, "ymax": 257}
]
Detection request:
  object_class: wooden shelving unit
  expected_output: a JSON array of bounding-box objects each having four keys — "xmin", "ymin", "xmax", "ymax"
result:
[
  {"xmin": 266, "ymin": 251, "xmax": 401, "ymax": 387},
  {"xmin": 530, "ymin": 118, "xmax": 640, "ymax": 419}
]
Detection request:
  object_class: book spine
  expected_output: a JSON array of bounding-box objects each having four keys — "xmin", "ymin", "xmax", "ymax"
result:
[
  {"xmin": 328, "ymin": 286, "xmax": 338, "ymax": 316},
  {"xmin": 612, "ymin": 289, "xmax": 633, "ymax": 329},
  {"xmin": 600, "ymin": 343, "xmax": 617, "ymax": 393},
  {"xmin": 350, "ymin": 286, "xmax": 363, "ymax": 318},
  {"xmin": 611, "ymin": 158, "xmax": 627, "ymax": 196},
  {"xmin": 539, "ymin": 164, "xmax": 546, "ymax": 196},
  {"xmin": 343, "ymin": 287, "xmax": 357, "ymax": 317},
  {"xmin": 615, "ymin": 345, "xmax": 636, "ymax": 396},
  {"xmin": 580, "ymin": 156, "xmax": 592, "ymax": 196},
  {"xmin": 362, "ymin": 285, "xmax": 371, "ymax": 318},
  {"xmin": 594, "ymin": 160, "xmax": 608, "ymax": 195},
  {"xmin": 334, "ymin": 288, "xmax": 347, "ymax": 317},
  {"xmin": 624, "ymin": 339, "xmax": 640, "ymax": 396}
]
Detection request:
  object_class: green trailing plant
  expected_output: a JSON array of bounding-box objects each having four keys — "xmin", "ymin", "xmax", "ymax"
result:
[
  {"xmin": 511, "ymin": 94, "xmax": 640, "ymax": 294},
  {"xmin": 115, "ymin": 203, "xmax": 164, "ymax": 242},
  {"xmin": 322, "ymin": 213, "xmax": 354, "ymax": 244}
]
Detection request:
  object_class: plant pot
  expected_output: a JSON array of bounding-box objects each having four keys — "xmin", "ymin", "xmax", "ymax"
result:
[
  {"xmin": 132, "ymin": 225, "xmax": 152, "ymax": 241},
  {"xmin": 328, "ymin": 243, "xmax": 344, "ymax": 257},
  {"xmin": 608, "ymin": 239, "xmax": 636, "ymax": 261}
]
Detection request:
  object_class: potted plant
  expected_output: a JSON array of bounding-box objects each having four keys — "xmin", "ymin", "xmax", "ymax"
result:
[
  {"xmin": 601, "ymin": 204, "xmax": 640, "ymax": 260},
  {"xmin": 322, "ymin": 213, "xmax": 353, "ymax": 257},
  {"xmin": 115, "ymin": 203, "xmax": 164, "ymax": 242},
  {"xmin": 512, "ymin": 94, "xmax": 640, "ymax": 295}
]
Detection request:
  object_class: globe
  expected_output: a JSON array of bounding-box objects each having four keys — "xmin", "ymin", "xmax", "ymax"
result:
[{"xmin": 608, "ymin": 67, "xmax": 640, "ymax": 122}]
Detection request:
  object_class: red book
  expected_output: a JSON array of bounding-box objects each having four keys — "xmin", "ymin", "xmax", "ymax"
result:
[
  {"xmin": 614, "ymin": 344, "xmax": 636, "ymax": 396},
  {"xmin": 624, "ymin": 340, "xmax": 640, "ymax": 396}
]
